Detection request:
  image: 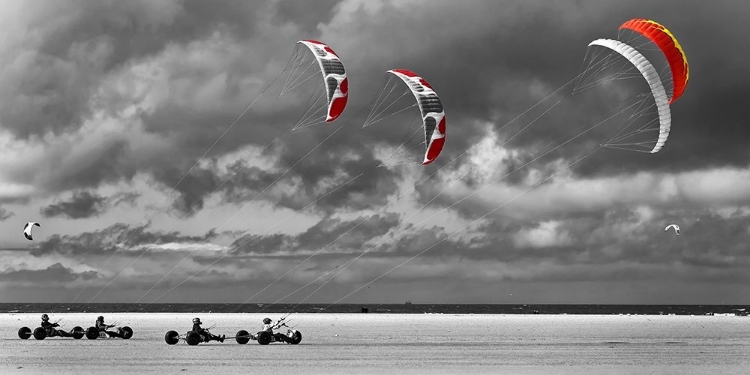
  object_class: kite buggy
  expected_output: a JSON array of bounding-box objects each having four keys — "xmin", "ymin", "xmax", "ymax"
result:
[
  {"xmin": 164, "ymin": 317, "xmax": 301, "ymax": 345},
  {"xmin": 164, "ymin": 328, "xmax": 226, "ymax": 346},
  {"xmin": 18, "ymin": 314, "xmax": 84, "ymax": 340},
  {"xmin": 234, "ymin": 317, "xmax": 302, "ymax": 345},
  {"xmin": 165, "ymin": 317, "xmax": 226, "ymax": 346},
  {"xmin": 85, "ymin": 316, "xmax": 133, "ymax": 340}
]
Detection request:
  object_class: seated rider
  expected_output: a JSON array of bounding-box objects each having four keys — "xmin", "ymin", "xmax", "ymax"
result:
[
  {"xmin": 40, "ymin": 314, "xmax": 72, "ymax": 337},
  {"xmin": 262, "ymin": 317, "xmax": 274, "ymax": 333},
  {"xmin": 95, "ymin": 316, "xmax": 122, "ymax": 338},
  {"xmin": 192, "ymin": 317, "xmax": 224, "ymax": 342},
  {"xmin": 262, "ymin": 317, "xmax": 290, "ymax": 343}
]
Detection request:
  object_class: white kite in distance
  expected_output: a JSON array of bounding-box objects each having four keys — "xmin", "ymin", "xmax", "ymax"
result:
[
  {"xmin": 664, "ymin": 224, "xmax": 680, "ymax": 236},
  {"xmin": 23, "ymin": 222, "xmax": 40, "ymax": 241}
]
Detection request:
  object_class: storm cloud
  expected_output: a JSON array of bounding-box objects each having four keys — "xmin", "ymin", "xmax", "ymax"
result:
[{"xmin": 0, "ymin": 0, "xmax": 748, "ymax": 304}]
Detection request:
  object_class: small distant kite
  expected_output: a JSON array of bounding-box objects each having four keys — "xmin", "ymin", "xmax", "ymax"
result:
[
  {"xmin": 664, "ymin": 224, "xmax": 680, "ymax": 236},
  {"xmin": 23, "ymin": 222, "xmax": 40, "ymax": 241}
]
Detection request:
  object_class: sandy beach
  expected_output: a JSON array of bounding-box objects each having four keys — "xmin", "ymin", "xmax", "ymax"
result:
[{"xmin": 2, "ymin": 313, "xmax": 749, "ymax": 374}]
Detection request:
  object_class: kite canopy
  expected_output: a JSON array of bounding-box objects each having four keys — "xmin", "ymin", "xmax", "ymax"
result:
[
  {"xmin": 386, "ymin": 69, "xmax": 446, "ymax": 165},
  {"xmin": 297, "ymin": 40, "xmax": 349, "ymax": 122},
  {"xmin": 664, "ymin": 224, "xmax": 680, "ymax": 236},
  {"xmin": 23, "ymin": 222, "xmax": 40, "ymax": 241},
  {"xmin": 618, "ymin": 19, "xmax": 689, "ymax": 104},
  {"xmin": 588, "ymin": 39, "xmax": 672, "ymax": 153}
]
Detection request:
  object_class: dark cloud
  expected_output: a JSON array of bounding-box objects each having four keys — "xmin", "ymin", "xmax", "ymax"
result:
[
  {"xmin": 3, "ymin": 0, "xmax": 747, "ymax": 196},
  {"xmin": 0, "ymin": 0, "xmax": 273, "ymax": 139},
  {"xmin": 2, "ymin": 0, "xmax": 749, "ymax": 303},
  {"xmin": 0, "ymin": 263, "xmax": 98, "ymax": 284},
  {"xmin": 240, "ymin": 140, "xmax": 398, "ymax": 212},
  {"xmin": 231, "ymin": 213, "xmax": 401, "ymax": 255},
  {"xmin": 41, "ymin": 191, "xmax": 107, "ymax": 219},
  {"xmin": 155, "ymin": 135, "xmax": 398, "ymax": 216},
  {"xmin": 321, "ymin": 204, "xmax": 750, "ymax": 284},
  {"xmin": 40, "ymin": 190, "xmax": 142, "ymax": 219},
  {"xmin": 316, "ymin": 0, "xmax": 750, "ymax": 180},
  {"xmin": 50, "ymin": 140, "xmax": 135, "ymax": 191},
  {"xmin": 163, "ymin": 167, "xmax": 222, "ymax": 216}
]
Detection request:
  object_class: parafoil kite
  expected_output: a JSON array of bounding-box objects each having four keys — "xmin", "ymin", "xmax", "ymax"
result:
[
  {"xmin": 664, "ymin": 224, "xmax": 680, "ymax": 236},
  {"xmin": 587, "ymin": 39, "xmax": 672, "ymax": 153},
  {"xmin": 297, "ymin": 39, "xmax": 349, "ymax": 122},
  {"xmin": 383, "ymin": 69, "xmax": 446, "ymax": 165},
  {"xmin": 618, "ymin": 19, "xmax": 689, "ymax": 104},
  {"xmin": 361, "ymin": 69, "xmax": 446, "ymax": 166},
  {"xmin": 23, "ymin": 222, "xmax": 40, "ymax": 241},
  {"xmin": 287, "ymin": 40, "xmax": 348, "ymax": 124}
]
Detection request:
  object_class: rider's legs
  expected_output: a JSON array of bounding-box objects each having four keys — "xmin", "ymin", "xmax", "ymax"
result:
[
  {"xmin": 105, "ymin": 330, "xmax": 122, "ymax": 338},
  {"xmin": 273, "ymin": 332, "xmax": 291, "ymax": 343},
  {"xmin": 56, "ymin": 329, "xmax": 73, "ymax": 337}
]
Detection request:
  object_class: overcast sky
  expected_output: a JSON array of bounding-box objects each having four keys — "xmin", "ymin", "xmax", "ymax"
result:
[{"xmin": 1, "ymin": 0, "xmax": 748, "ymax": 304}]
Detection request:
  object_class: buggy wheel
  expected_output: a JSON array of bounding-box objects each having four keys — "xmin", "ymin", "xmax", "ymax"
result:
[
  {"xmin": 86, "ymin": 327, "xmax": 99, "ymax": 340},
  {"xmin": 165, "ymin": 330, "xmax": 180, "ymax": 345},
  {"xmin": 290, "ymin": 330, "xmax": 302, "ymax": 345},
  {"xmin": 121, "ymin": 326, "xmax": 133, "ymax": 339},
  {"xmin": 72, "ymin": 326, "xmax": 84, "ymax": 339},
  {"xmin": 235, "ymin": 330, "xmax": 250, "ymax": 344},
  {"xmin": 256, "ymin": 331, "xmax": 272, "ymax": 345},
  {"xmin": 33, "ymin": 327, "xmax": 46, "ymax": 340},
  {"xmin": 18, "ymin": 327, "xmax": 32, "ymax": 340},
  {"xmin": 186, "ymin": 331, "xmax": 202, "ymax": 346}
]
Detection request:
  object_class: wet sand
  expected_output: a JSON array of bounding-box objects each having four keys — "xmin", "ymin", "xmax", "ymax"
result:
[{"xmin": 2, "ymin": 313, "xmax": 749, "ymax": 374}]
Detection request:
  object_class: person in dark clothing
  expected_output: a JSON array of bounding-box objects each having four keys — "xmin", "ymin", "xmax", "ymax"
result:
[
  {"xmin": 192, "ymin": 317, "xmax": 224, "ymax": 342},
  {"xmin": 40, "ymin": 314, "xmax": 72, "ymax": 337},
  {"xmin": 95, "ymin": 316, "xmax": 122, "ymax": 338},
  {"xmin": 262, "ymin": 317, "xmax": 274, "ymax": 333},
  {"xmin": 262, "ymin": 317, "xmax": 291, "ymax": 343}
]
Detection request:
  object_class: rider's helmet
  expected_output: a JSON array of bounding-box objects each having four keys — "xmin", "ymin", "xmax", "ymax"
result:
[
  {"xmin": 263, "ymin": 318, "xmax": 271, "ymax": 324},
  {"xmin": 97, "ymin": 316, "xmax": 104, "ymax": 322},
  {"xmin": 41, "ymin": 314, "xmax": 49, "ymax": 321},
  {"xmin": 193, "ymin": 317, "xmax": 201, "ymax": 324}
]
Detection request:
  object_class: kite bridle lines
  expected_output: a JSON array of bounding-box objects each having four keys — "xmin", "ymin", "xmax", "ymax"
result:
[
  {"xmin": 232, "ymin": 56, "xmax": 650, "ymax": 312},
  {"xmin": 273, "ymin": 99, "xmax": 636, "ymax": 313}
]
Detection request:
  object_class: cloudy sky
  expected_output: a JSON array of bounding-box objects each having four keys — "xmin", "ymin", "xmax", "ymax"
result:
[{"xmin": 1, "ymin": 0, "xmax": 748, "ymax": 304}]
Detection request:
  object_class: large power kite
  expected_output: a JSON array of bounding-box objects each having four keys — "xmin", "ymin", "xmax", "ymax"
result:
[
  {"xmin": 296, "ymin": 40, "xmax": 349, "ymax": 122},
  {"xmin": 387, "ymin": 69, "xmax": 446, "ymax": 165},
  {"xmin": 282, "ymin": 40, "xmax": 349, "ymax": 128},
  {"xmin": 618, "ymin": 19, "xmax": 689, "ymax": 104},
  {"xmin": 572, "ymin": 18, "xmax": 688, "ymax": 154},
  {"xmin": 587, "ymin": 38, "xmax": 672, "ymax": 153},
  {"xmin": 363, "ymin": 69, "xmax": 446, "ymax": 166}
]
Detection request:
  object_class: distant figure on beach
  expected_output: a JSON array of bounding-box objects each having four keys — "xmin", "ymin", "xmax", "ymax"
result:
[
  {"xmin": 361, "ymin": 307, "xmax": 369, "ymax": 313},
  {"xmin": 40, "ymin": 313, "xmax": 72, "ymax": 337},
  {"xmin": 96, "ymin": 316, "xmax": 122, "ymax": 338},
  {"xmin": 192, "ymin": 317, "xmax": 224, "ymax": 342}
]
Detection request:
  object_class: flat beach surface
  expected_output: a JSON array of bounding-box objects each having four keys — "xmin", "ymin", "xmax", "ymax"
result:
[{"xmin": 2, "ymin": 313, "xmax": 749, "ymax": 374}]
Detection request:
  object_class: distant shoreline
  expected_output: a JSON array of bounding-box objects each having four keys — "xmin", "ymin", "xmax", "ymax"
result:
[{"xmin": 2, "ymin": 303, "xmax": 748, "ymax": 315}]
